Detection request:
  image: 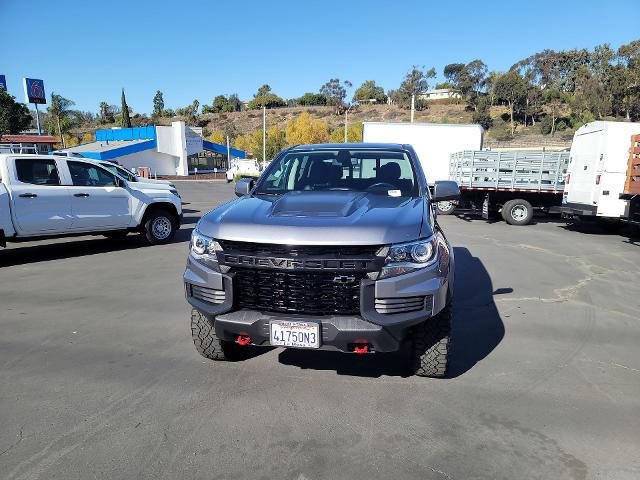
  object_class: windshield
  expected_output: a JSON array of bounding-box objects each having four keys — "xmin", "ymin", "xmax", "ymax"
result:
[
  {"xmin": 101, "ymin": 163, "xmax": 137, "ymax": 181},
  {"xmin": 256, "ymin": 149, "xmax": 418, "ymax": 196}
]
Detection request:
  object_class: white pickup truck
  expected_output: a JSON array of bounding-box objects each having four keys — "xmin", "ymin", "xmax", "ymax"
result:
[{"xmin": 0, "ymin": 154, "xmax": 183, "ymax": 246}]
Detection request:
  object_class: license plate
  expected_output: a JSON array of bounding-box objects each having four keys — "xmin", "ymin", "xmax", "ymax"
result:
[{"xmin": 270, "ymin": 320, "xmax": 320, "ymax": 348}]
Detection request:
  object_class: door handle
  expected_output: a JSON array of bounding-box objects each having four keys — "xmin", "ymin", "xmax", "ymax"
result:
[
  {"xmin": 74, "ymin": 193, "xmax": 90, "ymax": 197},
  {"xmin": 18, "ymin": 193, "xmax": 37, "ymax": 198}
]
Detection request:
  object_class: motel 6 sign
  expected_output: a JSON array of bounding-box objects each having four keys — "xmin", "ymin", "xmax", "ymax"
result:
[{"xmin": 23, "ymin": 78, "xmax": 46, "ymax": 104}]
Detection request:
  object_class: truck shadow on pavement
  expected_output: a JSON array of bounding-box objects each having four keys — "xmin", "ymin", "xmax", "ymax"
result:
[
  {"xmin": 278, "ymin": 247, "xmax": 505, "ymax": 379},
  {"xmin": 0, "ymin": 225, "xmax": 196, "ymax": 268}
]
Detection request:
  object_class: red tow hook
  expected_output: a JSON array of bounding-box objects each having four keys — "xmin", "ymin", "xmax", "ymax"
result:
[
  {"xmin": 236, "ymin": 335, "xmax": 251, "ymax": 346},
  {"xmin": 353, "ymin": 344, "xmax": 369, "ymax": 354}
]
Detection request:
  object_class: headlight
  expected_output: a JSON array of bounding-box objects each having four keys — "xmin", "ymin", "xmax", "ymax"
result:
[
  {"xmin": 379, "ymin": 236, "xmax": 438, "ymax": 279},
  {"xmin": 170, "ymin": 188, "xmax": 180, "ymax": 197},
  {"xmin": 190, "ymin": 229, "xmax": 222, "ymax": 257}
]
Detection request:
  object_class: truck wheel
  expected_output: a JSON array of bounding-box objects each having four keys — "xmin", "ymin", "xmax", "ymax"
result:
[
  {"xmin": 436, "ymin": 201, "xmax": 456, "ymax": 215},
  {"xmin": 144, "ymin": 210, "xmax": 176, "ymax": 244},
  {"xmin": 190, "ymin": 309, "xmax": 244, "ymax": 361},
  {"xmin": 410, "ymin": 305, "xmax": 452, "ymax": 378},
  {"xmin": 503, "ymin": 199, "xmax": 534, "ymax": 226}
]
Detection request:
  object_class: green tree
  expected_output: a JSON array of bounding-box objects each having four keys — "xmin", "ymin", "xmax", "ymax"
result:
[
  {"xmin": 48, "ymin": 92, "xmax": 75, "ymax": 147},
  {"xmin": 227, "ymin": 94, "xmax": 242, "ymax": 112},
  {"xmin": 248, "ymin": 93, "xmax": 286, "ymax": 110},
  {"xmin": 98, "ymin": 102, "xmax": 114, "ymax": 124},
  {"xmin": 391, "ymin": 66, "xmax": 436, "ymax": 109},
  {"xmin": 297, "ymin": 92, "xmax": 327, "ymax": 106},
  {"xmin": 471, "ymin": 97, "xmax": 493, "ymax": 130},
  {"xmin": 443, "ymin": 60, "xmax": 488, "ymax": 104},
  {"xmin": 353, "ymin": 80, "xmax": 387, "ymax": 104},
  {"xmin": 152, "ymin": 90, "xmax": 164, "ymax": 117},
  {"xmin": 542, "ymin": 88, "xmax": 568, "ymax": 136},
  {"xmin": 320, "ymin": 78, "xmax": 352, "ymax": 113},
  {"xmin": 121, "ymin": 89, "xmax": 132, "ymax": 128},
  {"xmin": 0, "ymin": 90, "xmax": 32, "ymax": 137},
  {"xmin": 493, "ymin": 71, "xmax": 528, "ymax": 136},
  {"xmin": 175, "ymin": 100, "xmax": 199, "ymax": 123},
  {"xmin": 255, "ymin": 84, "xmax": 272, "ymax": 97}
]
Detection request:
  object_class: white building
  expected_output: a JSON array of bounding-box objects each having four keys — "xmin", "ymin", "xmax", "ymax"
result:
[
  {"xmin": 418, "ymin": 89, "xmax": 461, "ymax": 101},
  {"xmin": 56, "ymin": 122, "xmax": 246, "ymax": 176}
]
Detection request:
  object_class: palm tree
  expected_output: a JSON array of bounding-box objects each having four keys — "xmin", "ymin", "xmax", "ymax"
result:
[{"xmin": 49, "ymin": 92, "xmax": 75, "ymax": 147}]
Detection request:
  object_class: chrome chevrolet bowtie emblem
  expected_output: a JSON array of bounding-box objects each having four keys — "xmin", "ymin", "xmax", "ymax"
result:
[{"xmin": 333, "ymin": 275, "xmax": 356, "ymax": 284}]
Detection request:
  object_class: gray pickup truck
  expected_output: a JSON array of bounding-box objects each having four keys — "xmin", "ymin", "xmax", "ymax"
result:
[{"xmin": 184, "ymin": 143, "xmax": 459, "ymax": 377}]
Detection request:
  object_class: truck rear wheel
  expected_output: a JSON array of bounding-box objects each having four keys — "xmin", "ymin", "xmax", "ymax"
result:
[
  {"xmin": 436, "ymin": 201, "xmax": 456, "ymax": 215},
  {"xmin": 503, "ymin": 199, "xmax": 533, "ymax": 226},
  {"xmin": 191, "ymin": 309, "xmax": 244, "ymax": 361},
  {"xmin": 143, "ymin": 209, "xmax": 176, "ymax": 244},
  {"xmin": 410, "ymin": 305, "xmax": 452, "ymax": 378}
]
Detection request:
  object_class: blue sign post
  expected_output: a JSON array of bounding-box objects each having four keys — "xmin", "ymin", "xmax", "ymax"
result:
[
  {"xmin": 0, "ymin": 75, "xmax": 6, "ymax": 92},
  {"xmin": 22, "ymin": 78, "xmax": 47, "ymax": 135}
]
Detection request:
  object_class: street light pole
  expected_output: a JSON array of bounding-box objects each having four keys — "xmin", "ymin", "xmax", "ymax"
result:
[
  {"xmin": 410, "ymin": 94, "xmax": 415, "ymax": 123},
  {"xmin": 344, "ymin": 108, "xmax": 348, "ymax": 143},
  {"xmin": 262, "ymin": 106, "xmax": 266, "ymax": 164},
  {"xmin": 344, "ymin": 104, "xmax": 354, "ymax": 143}
]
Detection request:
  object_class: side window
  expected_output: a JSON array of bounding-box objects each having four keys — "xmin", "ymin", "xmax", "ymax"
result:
[
  {"xmin": 67, "ymin": 161, "xmax": 116, "ymax": 187},
  {"xmin": 15, "ymin": 158, "xmax": 60, "ymax": 185}
]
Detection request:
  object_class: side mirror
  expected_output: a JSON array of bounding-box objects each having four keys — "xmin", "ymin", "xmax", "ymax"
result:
[
  {"xmin": 114, "ymin": 176, "xmax": 126, "ymax": 188},
  {"xmin": 431, "ymin": 180, "xmax": 460, "ymax": 202},
  {"xmin": 234, "ymin": 178, "xmax": 254, "ymax": 197}
]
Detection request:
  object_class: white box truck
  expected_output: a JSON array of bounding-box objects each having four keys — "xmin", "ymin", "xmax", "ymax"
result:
[
  {"xmin": 362, "ymin": 122, "xmax": 483, "ymax": 185},
  {"xmin": 562, "ymin": 121, "xmax": 640, "ymax": 226}
]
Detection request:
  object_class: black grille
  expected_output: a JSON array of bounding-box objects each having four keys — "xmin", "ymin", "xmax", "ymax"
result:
[
  {"xmin": 218, "ymin": 240, "xmax": 380, "ymax": 258},
  {"xmin": 233, "ymin": 267, "xmax": 365, "ymax": 315}
]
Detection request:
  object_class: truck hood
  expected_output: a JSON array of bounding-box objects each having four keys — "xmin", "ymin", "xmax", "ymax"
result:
[
  {"xmin": 137, "ymin": 178, "xmax": 173, "ymax": 185},
  {"xmin": 197, "ymin": 191, "xmax": 428, "ymax": 245}
]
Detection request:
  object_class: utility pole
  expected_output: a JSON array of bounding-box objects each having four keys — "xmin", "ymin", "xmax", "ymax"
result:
[
  {"xmin": 344, "ymin": 108, "xmax": 348, "ymax": 143},
  {"xmin": 226, "ymin": 135, "xmax": 231, "ymax": 171},
  {"xmin": 262, "ymin": 106, "xmax": 266, "ymax": 164},
  {"xmin": 411, "ymin": 94, "xmax": 416, "ymax": 122}
]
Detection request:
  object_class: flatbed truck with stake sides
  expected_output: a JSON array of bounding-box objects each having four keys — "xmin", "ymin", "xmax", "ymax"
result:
[{"xmin": 446, "ymin": 150, "xmax": 570, "ymax": 225}]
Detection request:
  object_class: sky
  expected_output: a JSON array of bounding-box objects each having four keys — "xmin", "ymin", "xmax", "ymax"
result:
[{"xmin": 1, "ymin": 0, "xmax": 638, "ymax": 115}]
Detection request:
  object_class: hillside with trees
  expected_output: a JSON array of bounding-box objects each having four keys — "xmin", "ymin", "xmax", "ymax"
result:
[{"xmin": 3, "ymin": 40, "xmax": 637, "ymax": 159}]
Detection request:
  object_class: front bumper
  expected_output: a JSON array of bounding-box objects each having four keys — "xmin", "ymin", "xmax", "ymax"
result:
[{"xmin": 183, "ymin": 246, "xmax": 453, "ymax": 353}]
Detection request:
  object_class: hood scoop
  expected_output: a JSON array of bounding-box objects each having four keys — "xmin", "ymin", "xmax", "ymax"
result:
[{"xmin": 270, "ymin": 191, "xmax": 365, "ymax": 218}]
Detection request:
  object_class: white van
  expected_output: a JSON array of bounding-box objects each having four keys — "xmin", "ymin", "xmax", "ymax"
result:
[{"xmin": 563, "ymin": 121, "xmax": 640, "ymax": 221}]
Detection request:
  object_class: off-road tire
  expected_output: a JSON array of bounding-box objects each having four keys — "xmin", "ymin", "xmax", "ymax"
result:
[
  {"xmin": 411, "ymin": 305, "xmax": 452, "ymax": 377},
  {"xmin": 190, "ymin": 309, "xmax": 244, "ymax": 361},
  {"xmin": 143, "ymin": 209, "xmax": 176, "ymax": 245},
  {"xmin": 103, "ymin": 231, "xmax": 128, "ymax": 240},
  {"xmin": 436, "ymin": 201, "xmax": 457, "ymax": 215},
  {"xmin": 503, "ymin": 199, "xmax": 534, "ymax": 226}
]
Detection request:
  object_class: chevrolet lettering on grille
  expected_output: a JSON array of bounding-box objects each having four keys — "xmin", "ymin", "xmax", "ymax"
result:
[{"xmin": 222, "ymin": 254, "xmax": 373, "ymax": 271}]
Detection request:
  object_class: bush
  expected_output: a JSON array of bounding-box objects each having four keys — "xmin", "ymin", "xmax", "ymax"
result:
[{"xmin": 489, "ymin": 120, "xmax": 512, "ymax": 141}]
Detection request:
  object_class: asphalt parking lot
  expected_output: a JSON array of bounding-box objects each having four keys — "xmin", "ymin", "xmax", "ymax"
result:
[{"xmin": 1, "ymin": 181, "xmax": 639, "ymax": 480}]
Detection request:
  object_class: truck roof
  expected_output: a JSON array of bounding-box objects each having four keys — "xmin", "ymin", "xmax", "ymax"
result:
[{"xmin": 289, "ymin": 142, "xmax": 407, "ymax": 151}]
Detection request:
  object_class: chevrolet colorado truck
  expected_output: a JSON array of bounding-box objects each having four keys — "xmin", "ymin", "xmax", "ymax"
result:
[
  {"xmin": 184, "ymin": 143, "xmax": 459, "ymax": 377},
  {"xmin": 0, "ymin": 154, "xmax": 182, "ymax": 246}
]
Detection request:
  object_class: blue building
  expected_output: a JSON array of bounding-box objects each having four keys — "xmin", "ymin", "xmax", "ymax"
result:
[{"xmin": 56, "ymin": 122, "xmax": 245, "ymax": 176}]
